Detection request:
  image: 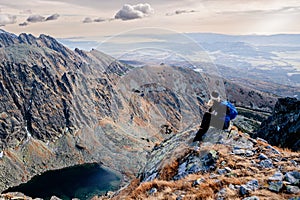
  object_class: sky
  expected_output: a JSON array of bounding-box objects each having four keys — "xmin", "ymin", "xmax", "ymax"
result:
[{"xmin": 0, "ymin": 0, "xmax": 300, "ymax": 42}]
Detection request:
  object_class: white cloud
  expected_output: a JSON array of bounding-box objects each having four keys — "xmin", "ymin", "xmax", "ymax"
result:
[
  {"xmin": 83, "ymin": 17, "xmax": 93, "ymax": 23},
  {"xmin": 115, "ymin": 3, "xmax": 154, "ymax": 21},
  {"xmin": 0, "ymin": 14, "xmax": 17, "ymax": 26},
  {"xmin": 94, "ymin": 17, "xmax": 106, "ymax": 22},
  {"xmin": 166, "ymin": 9, "xmax": 196, "ymax": 16},
  {"xmin": 27, "ymin": 15, "xmax": 45, "ymax": 23},
  {"xmin": 46, "ymin": 14, "xmax": 60, "ymax": 21},
  {"xmin": 19, "ymin": 22, "xmax": 29, "ymax": 26}
]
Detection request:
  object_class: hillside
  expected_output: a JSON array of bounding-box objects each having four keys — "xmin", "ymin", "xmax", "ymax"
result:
[{"xmin": 103, "ymin": 127, "xmax": 299, "ymax": 200}]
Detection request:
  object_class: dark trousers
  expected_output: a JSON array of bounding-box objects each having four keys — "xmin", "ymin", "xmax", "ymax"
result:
[{"xmin": 193, "ymin": 112, "xmax": 227, "ymax": 142}]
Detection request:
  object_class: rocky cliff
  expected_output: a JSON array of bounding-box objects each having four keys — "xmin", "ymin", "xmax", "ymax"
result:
[
  {"xmin": 103, "ymin": 127, "xmax": 300, "ymax": 200},
  {"xmin": 256, "ymin": 97, "xmax": 300, "ymax": 151}
]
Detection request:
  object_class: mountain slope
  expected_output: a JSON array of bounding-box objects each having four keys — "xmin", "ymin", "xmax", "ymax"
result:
[
  {"xmin": 104, "ymin": 127, "xmax": 300, "ymax": 200},
  {"xmin": 0, "ymin": 30, "xmax": 280, "ymax": 196},
  {"xmin": 0, "ymin": 30, "xmax": 211, "ymax": 192}
]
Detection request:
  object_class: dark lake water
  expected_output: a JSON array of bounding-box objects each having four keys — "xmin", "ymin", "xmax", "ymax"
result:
[{"xmin": 4, "ymin": 163, "xmax": 121, "ymax": 200}]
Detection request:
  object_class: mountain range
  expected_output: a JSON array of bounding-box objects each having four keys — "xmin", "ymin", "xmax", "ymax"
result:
[{"xmin": 0, "ymin": 30, "xmax": 299, "ymax": 199}]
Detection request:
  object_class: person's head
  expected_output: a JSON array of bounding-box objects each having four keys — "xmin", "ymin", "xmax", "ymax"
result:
[{"xmin": 210, "ymin": 91, "xmax": 221, "ymax": 102}]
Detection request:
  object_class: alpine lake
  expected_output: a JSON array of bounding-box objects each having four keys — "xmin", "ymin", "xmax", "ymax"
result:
[{"xmin": 4, "ymin": 163, "xmax": 122, "ymax": 200}]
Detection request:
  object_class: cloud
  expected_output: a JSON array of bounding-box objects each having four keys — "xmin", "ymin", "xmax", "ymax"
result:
[
  {"xmin": 46, "ymin": 14, "xmax": 60, "ymax": 21},
  {"xmin": 20, "ymin": 9, "xmax": 32, "ymax": 14},
  {"xmin": 25, "ymin": 14, "xmax": 60, "ymax": 25},
  {"xmin": 115, "ymin": 3, "xmax": 154, "ymax": 20},
  {"xmin": 94, "ymin": 17, "xmax": 106, "ymax": 22},
  {"xmin": 0, "ymin": 14, "xmax": 17, "ymax": 26},
  {"xmin": 215, "ymin": 5, "xmax": 300, "ymax": 16},
  {"xmin": 83, "ymin": 17, "xmax": 93, "ymax": 23},
  {"xmin": 166, "ymin": 10, "xmax": 196, "ymax": 16},
  {"xmin": 82, "ymin": 17, "xmax": 107, "ymax": 23},
  {"xmin": 27, "ymin": 15, "xmax": 45, "ymax": 23},
  {"xmin": 19, "ymin": 22, "xmax": 28, "ymax": 26}
]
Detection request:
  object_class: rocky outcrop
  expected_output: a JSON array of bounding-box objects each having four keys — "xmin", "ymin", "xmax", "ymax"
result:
[
  {"xmin": 110, "ymin": 127, "xmax": 300, "ymax": 200},
  {"xmin": 256, "ymin": 97, "xmax": 300, "ymax": 151}
]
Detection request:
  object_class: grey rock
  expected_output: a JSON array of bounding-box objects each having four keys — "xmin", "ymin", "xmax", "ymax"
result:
[
  {"xmin": 245, "ymin": 150, "xmax": 255, "ymax": 157},
  {"xmin": 289, "ymin": 197, "xmax": 300, "ymax": 200},
  {"xmin": 239, "ymin": 185, "xmax": 251, "ymax": 196},
  {"xmin": 176, "ymin": 195, "xmax": 185, "ymax": 200},
  {"xmin": 177, "ymin": 162, "xmax": 187, "ymax": 175},
  {"xmin": 193, "ymin": 178, "xmax": 205, "ymax": 186},
  {"xmin": 173, "ymin": 172, "xmax": 189, "ymax": 181},
  {"xmin": 202, "ymin": 150, "xmax": 219, "ymax": 165},
  {"xmin": 187, "ymin": 164, "xmax": 202, "ymax": 174},
  {"xmin": 220, "ymin": 160, "xmax": 227, "ymax": 166},
  {"xmin": 268, "ymin": 171, "xmax": 284, "ymax": 181},
  {"xmin": 291, "ymin": 160, "xmax": 298, "ymax": 166},
  {"xmin": 148, "ymin": 187, "xmax": 157, "ymax": 195},
  {"xmin": 268, "ymin": 181, "xmax": 283, "ymax": 192},
  {"xmin": 259, "ymin": 159, "xmax": 274, "ymax": 168},
  {"xmin": 50, "ymin": 196, "xmax": 62, "ymax": 200},
  {"xmin": 286, "ymin": 185, "xmax": 300, "ymax": 194},
  {"xmin": 229, "ymin": 184, "xmax": 236, "ymax": 190},
  {"xmin": 225, "ymin": 167, "xmax": 232, "ymax": 172},
  {"xmin": 218, "ymin": 169, "xmax": 227, "ymax": 175},
  {"xmin": 257, "ymin": 137, "xmax": 269, "ymax": 144},
  {"xmin": 246, "ymin": 179, "xmax": 259, "ymax": 191},
  {"xmin": 233, "ymin": 149, "xmax": 246, "ymax": 155},
  {"xmin": 217, "ymin": 188, "xmax": 227, "ymax": 198},
  {"xmin": 210, "ymin": 173, "xmax": 219, "ymax": 179},
  {"xmin": 285, "ymin": 171, "xmax": 300, "ymax": 185},
  {"xmin": 266, "ymin": 145, "xmax": 281, "ymax": 155},
  {"xmin": 273, "ymin": 158, "xmax": 281, "ymax": 162},
  {"xmin": 239, "ymin": 179, "xmax": 259, "ymax": 196},
  {"xmin": 257, "ymin": 97, "xmax": 300, "ymax": 151},
  {"xmin": 243, "ymin": 196, "xmax": 260, "ymax": 200},
  {"xmin": 258, "ymin": 153, "xmax": 268, "ymax": 160}
]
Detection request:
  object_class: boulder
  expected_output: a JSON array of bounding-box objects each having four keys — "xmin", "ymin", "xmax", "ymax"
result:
[{"xmin": 257, "ymin": 97, "xmax": 300, "ymax": 151}]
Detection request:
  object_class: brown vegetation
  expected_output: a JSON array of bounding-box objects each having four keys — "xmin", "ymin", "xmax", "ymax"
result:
[{"xmin": 100, "ymin": 141, "xmax": 300, "ymax": 200}]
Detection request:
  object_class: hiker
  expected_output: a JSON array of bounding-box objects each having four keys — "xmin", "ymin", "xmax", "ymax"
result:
[{"xmin": 193, "ymin": 91, "xmax": 237, "ymax": 142}]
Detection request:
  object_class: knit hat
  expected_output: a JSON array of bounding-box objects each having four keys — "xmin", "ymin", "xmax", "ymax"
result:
[{"xmin": 210, "ymin": 91, "xmax": 221, "ymax": 102}]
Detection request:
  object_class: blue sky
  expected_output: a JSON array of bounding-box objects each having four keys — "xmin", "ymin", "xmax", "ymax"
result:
[{"xmin": 0, "ymin": 0, "xmax": 300, "ymax": 42}]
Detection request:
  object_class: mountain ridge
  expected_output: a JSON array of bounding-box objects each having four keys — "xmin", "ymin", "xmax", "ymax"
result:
[{"xmin": 0, "ymin": 30, "xmax": 294, "ymax": 199}]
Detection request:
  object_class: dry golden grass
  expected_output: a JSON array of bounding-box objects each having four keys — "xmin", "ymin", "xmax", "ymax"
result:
[
  {"xmin": 97, "ymin": 135, "xmax": 300, "ymax": 200},
  {"xmin": 158, "ymin": 144, "xmax": 192, "ymax": 181}
]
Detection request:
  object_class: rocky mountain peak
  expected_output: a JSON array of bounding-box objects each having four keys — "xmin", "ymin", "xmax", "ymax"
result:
[
  {"xmin": 256, "ymin": 97, "xmax": 300, "ymax": 151},
  {"xmin": 0, "ymin": 29, "xmax": 18, "ymax": 47}
]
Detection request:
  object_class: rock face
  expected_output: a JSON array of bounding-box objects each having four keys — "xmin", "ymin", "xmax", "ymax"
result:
[
  {"xmin": 256, "ymin": 97, "xmax": 300, "ymax": 151},
  {"xmin": 112, "ymin": 127, "xmax": 300, "ymax": 200}
]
